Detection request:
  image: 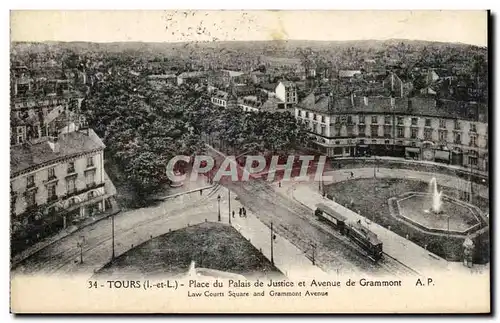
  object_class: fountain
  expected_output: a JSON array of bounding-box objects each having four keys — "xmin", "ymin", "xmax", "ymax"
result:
[{"xmin": 427, "ymin": 177, "xmax": 443, "ymax": 214}]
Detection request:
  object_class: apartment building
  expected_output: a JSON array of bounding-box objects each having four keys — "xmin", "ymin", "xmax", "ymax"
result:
[
  {"xmin": 295, "ymin": 93, "xmax": 488, "ymax": 171},
  {"xmin": 10, "ymin": 128, "xmax": 117, "ymax": 247},
  {"xmin": 275, "ymin": 81, "xmax": 298, "ymax": 109}
]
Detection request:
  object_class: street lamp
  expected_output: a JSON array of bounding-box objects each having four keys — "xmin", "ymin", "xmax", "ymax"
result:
[
  {"xmin": 270, "ymin": 222, "xmax": 275, "ymax": 265},
  {"xmin": 228, "ymin": 190, "xmax": 231, "ymax": 225},
  {"xmin": 111, "ymin": 212, "xmax": 115, "ymax": 261},
  {"xmin": 77, "ymin": 235, "xmax": 85, "ymax": 264},
  {"xmin": 217, "ymin": 195, "xmax": 221, "ymax": 222}
]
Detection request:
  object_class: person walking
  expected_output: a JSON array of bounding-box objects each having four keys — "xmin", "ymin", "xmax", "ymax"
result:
[
  {"xmin": 239, "ymin": 208, "xmax": 242, "ymax": 217},
  {"xmin": 232, "ymin": 210, "xmax": 235, "ymax": 218},
  {"xmin": 242, "ymin": 207, "xmax": 247, "ymax": 217},
  {"xmin": 350, "ymin": 171, "xmax": 354, "ymax": 179}
]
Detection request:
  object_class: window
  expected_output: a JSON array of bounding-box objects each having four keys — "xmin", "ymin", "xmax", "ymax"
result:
[
  {"xmin": 454, "ymin": 133, "xmax": 461, "ymax": 144},
  {"xmin": 68, "ymin": 198, "xmax": 76, "ymax": 207},
  {"xmin": 385, "ymin": 140, "xmax": 390, "ymax": 144},
  {"xmin": 87, "ymin": 156, "xmax": 94, "ymax": 167},
  {"xmin": 48, "ymin": 184, "xmax": 57, "ymax": 200},
  {"xmin": 411, "ymin": 128, "xmax": 418, "ymax": 139},
  {"xmin": 454, "ymin": 120, "xmax": 460, "ymax": 130},
  {"xmin": 470, "ymin": 123, "xmax": 477, "ymax": 133},
  {"xmin": 346, "ymin": 126, "xmax": 353, "ymax": 136},
  {"xmin": 347, "ymin": 116, "xmax": 353, "ymax": 124},
  {"xmin": 66, "ymin": 178, "xmax": 76, "ymax": 194},
  {"xmin": 439, "ymin": 130, "xmax": 447, "ymax": 141},
  {"xmin": 359, "ymin": 140, "xmax": 365, "ymax": 145},
  {"xmin": 313, "ymin": 113, "xmax": 316, "ymax": 120},
  {"xmin": 371, "ymin": 125, "xmax": 379, "ymax": 137},
  {"xmin": 335, "ymin": 127, "xmax": 341, "ymax": 137},
  {"xmin": 385, "ymin": 116, "xmax": 391, "ymax": 124},
  {"xmin": 321, "ymin": 116, "xmax": 325, "ymax": 123},
  {"xmin": 359, "ymin": 115, "xmax": 365, "ymax": 124},
  {"xmin": 397, "ymin": 127, "xmax": 405, "ymax": 138},
  {"xmin": 425, "ymin": 118, "xmax": 432, "ymax": 127},
  {"xmin": 26, "ymin": 191, "xmax": 36, "ymax": 207},
  {"xmin": 468, "ymin": 156, "xmax": 478, "ymax": 166},
  {"xmin": 48, "ymin": 167, "xmax": 55, "ymax": 180},
  {"xmin": 411, "ymin": 118, "xmax": 418, "ymax": 126},
  {"xmin": 67, "ymin": 162, "xmax": 75, "ymax": 174},
  {"xmin": 357, "ymin": 125, "xmax": 365, "ymax": 136},
  {"xmin": 397, "ymin": 116, "xmax": 404, "ymax": 125},
  {"xmin": 470, "ymin": 135, "xmax": 477, "ymax": 147},
  {"xmin": 320, "ymin": 125, "xmax": 325, "ymax": 136},
  {"xmin": 86, "ymin": 171, "xmax": 95, "ymax": 187},
  {"xmin": 424, "ymin": 129, "xmax": 433, "ymax": 141},
  {"xmin": 371, "ymin": 116, "xmax": 378, "ymax": 124},
  {"xmin": 27, "ymin": 175, "xmax": 35, "ymax": 188},
  {"xmin": 305, "ymin": 112, "xmax": 309, "ymax": 118},
  {"xmin": 439, "ymin": 119, "xmax": 446, "ymax": 128}
]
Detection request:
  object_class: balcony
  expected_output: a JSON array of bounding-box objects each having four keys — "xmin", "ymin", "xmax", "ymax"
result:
[
  {"xmin": 62, "ymin": 182, "xmax": 105, "ymax": 201},
  {"xmin": 47, "ymin": 195, "xmax": 58, "ymax": 203}
]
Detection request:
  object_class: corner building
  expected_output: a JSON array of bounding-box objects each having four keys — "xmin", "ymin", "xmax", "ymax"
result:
[{"xmin": 295, "ymin": 93, "xmax": 488, "ymax": 172}]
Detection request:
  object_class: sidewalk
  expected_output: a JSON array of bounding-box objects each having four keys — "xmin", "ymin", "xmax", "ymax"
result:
[
  {"xmin": 334, "ymin": 156, "xmax": 489, "ymax": 178},
  {"xmin": 217, "ymin": 186, "xmax": 327, "ymax": 280}
]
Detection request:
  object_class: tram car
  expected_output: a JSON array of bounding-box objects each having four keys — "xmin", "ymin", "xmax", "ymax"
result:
[
  {"xmin": 315, "ymin": 204, "xmax": 383, "ymax": 262},
  {"xmin": 344, "ymin": 220, "xmax": 383, "ymax": 261}
]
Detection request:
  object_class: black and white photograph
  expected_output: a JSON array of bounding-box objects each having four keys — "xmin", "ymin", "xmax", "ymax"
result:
[{"xmin": 8, "ymin": 9, "xmax": 490, "ymax": 313}]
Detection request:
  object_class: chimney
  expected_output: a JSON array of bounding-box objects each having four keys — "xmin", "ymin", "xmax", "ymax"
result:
[
  {"xmin": 363, "ymin": 96, "xmax": 368, "ymax": 106},
  {"xmin": 48, "ymin": 137, "xmax": 60, "ymax": 153}
]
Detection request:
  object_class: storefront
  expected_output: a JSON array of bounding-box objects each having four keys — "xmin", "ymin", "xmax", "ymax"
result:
[
  {"xmin": 434, "ymin": 149, "xmax": 451, "ymax": 164},
  {"xmin": 451, "ymin": 148, "xmax": 463, "ymax": 166},
  {"xmin": 405, "ymin": 147, "xmax": 421, "ymax": 160},
  {"xmin": 356, "ymin": 144, "xmax": 371, "ymax": 157}
]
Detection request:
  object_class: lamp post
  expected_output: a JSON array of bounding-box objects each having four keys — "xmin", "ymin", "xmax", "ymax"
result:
[
  {"xmin": 217, "ymin": 195, "xmax": 221, "ymax": 222},
  {"xmin": 228, "ymin": 190, "xmax": 231, "ymax": 225},
  {"xmin": 111, "ymin": 212, "xmax": 115, "ymax": 261},
  {"xmin": 77, "ymin": 235, "xmax": 85, "ymax": 264},
  {"xmin": 270, "ymin": 222, "xmax": 275, "ymax": 265}
]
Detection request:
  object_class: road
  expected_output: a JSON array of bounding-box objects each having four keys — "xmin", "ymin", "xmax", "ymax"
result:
[
  {"xmin": 206, "ymin": 146, "xmax": 409, "ymax": 277},
  {"xmin": 12, "ymin": 185, "xmax": 222, "ymax": 276}
]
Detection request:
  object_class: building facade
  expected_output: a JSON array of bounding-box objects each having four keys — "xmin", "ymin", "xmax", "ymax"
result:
[
  {"xmin": 275, "ymin": 81, "xmax": 298, "ymax": 109},
  {"xmin": 10, "ymin": 128, "xmax": 116, "ymax": 248},
  {"xmin": 295, "ymin": 93, "xmax": 488, "ymax": 171}
]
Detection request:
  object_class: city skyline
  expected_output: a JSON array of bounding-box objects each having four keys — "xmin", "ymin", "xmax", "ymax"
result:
[{"xmin": 11, "ymin": 10, "xmax": 488, "ymax": 47}]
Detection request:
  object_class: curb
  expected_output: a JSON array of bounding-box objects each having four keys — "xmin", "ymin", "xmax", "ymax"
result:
[{"xmin": 153, "ymin": 184, "xmax": 216, "ymax": 201}]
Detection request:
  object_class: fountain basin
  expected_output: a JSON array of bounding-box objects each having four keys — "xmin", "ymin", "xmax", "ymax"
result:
[{"xmin": 389, "ymin": 192, "xmax": 483, "ymax": 236}]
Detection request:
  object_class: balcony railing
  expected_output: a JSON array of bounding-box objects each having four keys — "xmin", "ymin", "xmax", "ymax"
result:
[{"xmin": 62, "ymin": 182, "xmax": 105, "ymax": 201}]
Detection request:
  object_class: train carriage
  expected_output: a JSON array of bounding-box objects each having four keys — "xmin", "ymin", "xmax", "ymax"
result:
[
  {"xmin": 314, "ymin": 203, "xmax": 383, "ymax": 262},
  {"xmin": 315, "ymin": 203, "xmax": 347, "ymax": 234}
]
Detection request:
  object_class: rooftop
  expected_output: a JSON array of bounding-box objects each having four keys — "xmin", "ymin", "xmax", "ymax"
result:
[
  {"xmin": 297, "ymin": 93, "xmax": 487, "ymax": 122},
  {"xmin": 11, "ymin": 129, "xmax": 105, "ymax": 176}
]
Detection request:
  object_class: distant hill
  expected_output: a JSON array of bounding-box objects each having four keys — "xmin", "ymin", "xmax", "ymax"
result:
[{"xmin": 11, "ymin": 38, "xmax": 486, "ymax": 55}]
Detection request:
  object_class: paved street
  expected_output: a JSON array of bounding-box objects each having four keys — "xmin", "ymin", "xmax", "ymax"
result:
[
  {"xmin": 206, "ymin": 145, "xmax": 408, "ymax": 277},
  {"xmin": 12, "ymin": 186, "xmax": 222, "ymax": 276}
]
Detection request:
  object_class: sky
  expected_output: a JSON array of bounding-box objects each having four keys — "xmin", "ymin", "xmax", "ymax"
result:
[{"xmin": 10, "ymin": 10, "xmax": 488, "ymax": 46}]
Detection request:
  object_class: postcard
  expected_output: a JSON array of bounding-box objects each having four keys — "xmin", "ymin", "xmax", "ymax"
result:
[{"xmin": 9, "ymin": 10, "xmax": 490, "ymax": 313}]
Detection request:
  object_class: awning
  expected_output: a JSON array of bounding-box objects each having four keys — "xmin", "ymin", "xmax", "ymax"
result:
[
  {"xmin": 405, "ymin": 147, "xmax": 420, "ymax": 153},
  {"xmin": 435, "ymin": 150, "xmax": 450, "ymax": 160}
]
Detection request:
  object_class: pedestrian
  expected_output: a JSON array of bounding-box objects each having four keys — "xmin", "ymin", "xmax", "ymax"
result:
[
  {"xmin": 278, "ymin": 181, "xmax": 281, "ymax": 188},
  {"xmin": 243, "ymin": 207, "xmax": 247, "ymax": 217},
  {"xmin": 239, "ymin": 208, "xmax": 242, "ymax": 217},
  {"xmin": 232, "ymin": 210, "xmax": 235, "ymax": 218},
  {"xmin": 200, "ymin": 189, "xmax": 203, "ymax": 196},
  {"xmin": 350, "ymin": 171, "xmax": 354, "ymax": 179}
]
